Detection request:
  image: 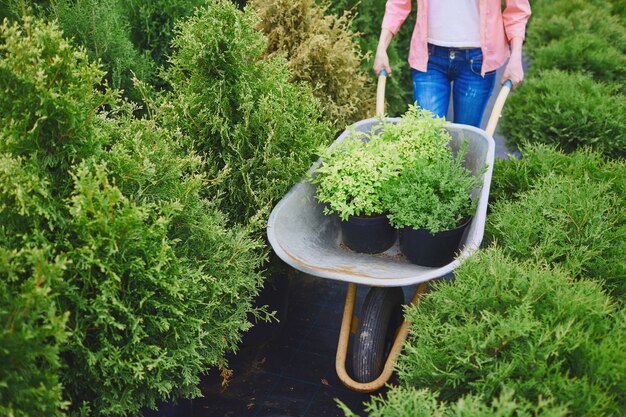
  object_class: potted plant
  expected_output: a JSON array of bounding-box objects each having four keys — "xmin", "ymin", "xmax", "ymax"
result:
[
  {"xmin": 380, "ymin": 142, "xmax": 485, "ymax": 266},
  {"xmin": 309, "ymin": 133, "xmax": 400, "ymax": 253},
  {"xmin": 309, "ymin": 106, "xmax": 452, "ymax": 254}
]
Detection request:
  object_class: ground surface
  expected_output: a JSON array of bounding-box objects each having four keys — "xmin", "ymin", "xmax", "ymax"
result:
[{"xmin": 196, "ymin": 273, "xmax": 384, "ymax": 417}]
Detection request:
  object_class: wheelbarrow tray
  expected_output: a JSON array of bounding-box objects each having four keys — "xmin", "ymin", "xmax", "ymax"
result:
[{"xmin": 267, "ymin": 117, "xmax": 495, "ymax": 287}]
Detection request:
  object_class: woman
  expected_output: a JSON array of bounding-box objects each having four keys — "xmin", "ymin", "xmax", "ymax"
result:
[{"xmin": 374, "ymin": 0, "xmax": 531, "ymax": 127}]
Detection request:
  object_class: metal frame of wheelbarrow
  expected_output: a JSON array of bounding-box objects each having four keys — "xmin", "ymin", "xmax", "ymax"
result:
[{"xmin": 267, "ymin": 70, "xmax": 513, "ymax": 393}]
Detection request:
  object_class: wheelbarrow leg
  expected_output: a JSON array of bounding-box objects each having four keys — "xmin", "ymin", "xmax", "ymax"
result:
[{"xmin": 335, "ymin": 282, "xmax": 429, "ymax": 393}]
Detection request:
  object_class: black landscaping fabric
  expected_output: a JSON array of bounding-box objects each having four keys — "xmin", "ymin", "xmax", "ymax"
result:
[{"xmin": 196, "ymin": 273, "xmax": 387, "ymax": 417}]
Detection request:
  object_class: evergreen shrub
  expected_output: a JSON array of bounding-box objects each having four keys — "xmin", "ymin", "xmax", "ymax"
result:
[
  {"xmin": 487, "ymin": 174, "xmax": 626, "ymax": 301},
  {"xmin": 339, "ymin": 386, "xmax": 569, "ymax": 417},
  {"xmin": 2, "ymin": 0, "xmax": 206, "ymax": 101},
  {"xmin": 0, "ymin": 17, "xmax": 264, "ymax": 416},
  {"xmin": 530, "ymin": 34, "xmax": 626, "ymax": 87},
  {"xmin": 500, "ymin": 69, "xmax": 626, "ymax": 158},
  {"xmin": 395, "ymin": 249, "xmax": 626, "ymax": 416},
  {"xmin": 251, "ymin": 0, "xmax": 375, "ymax": 129},
  {"xmin": 490, "ymin": 144, "xmax": 626, "ymax": 205},
  {"xmin": 525, "ymin": 3, "xmax": 626, "ymax": 56},
  {"xmin": 322, "ymin": 0, "xmax": 414, "ymax": 116},
  {"xmin": 161, "ymin": 0, "xmax": 333, "ymax": 234},
  {"xmin": 0, "ymin": 246, "xmax": 68, "ymax": 417},
  {"xmin": 49, "ymin": 0, "xmax": 155, "ymax": 102},
  {"xmin": 121, "ymin": 0, "xmax": 206, "ymax": 71}
]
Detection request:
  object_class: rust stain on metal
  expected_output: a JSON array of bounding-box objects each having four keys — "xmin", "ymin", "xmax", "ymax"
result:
[{"xmin": 282, "ymin": 249, "xmax": 407, "ymax": 279}]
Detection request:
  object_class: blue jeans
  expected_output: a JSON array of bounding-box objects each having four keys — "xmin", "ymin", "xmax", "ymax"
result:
[{"xmin": 412, "ymin": 44, "xmax": 496, "ymax": 127}]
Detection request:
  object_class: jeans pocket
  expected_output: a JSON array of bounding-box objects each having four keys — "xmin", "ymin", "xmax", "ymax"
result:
[{"xmin": 469, "ymin": 58, "xmax": 483, "ymax": 76}]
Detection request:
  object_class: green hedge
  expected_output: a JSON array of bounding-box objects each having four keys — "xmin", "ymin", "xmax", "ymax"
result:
[
  {"xmin": 0, "ymin": 17, "xmax": 264, "ymax": 416},
  {"xmin": 0, "ymin": 247, "xmax": 68, "ymax": 417},
  {"xmin": 530, "ymin": 33, "xmax": 626, "ymax": 87},
  {"xmin": 160, "ymin": 1, "xmax": 333, "ymax": 235},
  {"xmin": 340, "ymin": 386, "xmax": 568, "ymax": 417},
  {"xmin": 1, "ymin": 0, "xmax": 204, "ymax": 102},
  {"xmin": 488, "ymin": 174, "xmax": 626, "ymax": 301},
  {"xmin": 490, "ymin": 144, "xmax": 626, "ymax": 207},
  {"xmin": 323, "ymin": 0, "xmax": 414, "ymax": 116},
  {"xmin": 501, "ymin": 69, "xmax": 626, "ymax": 157},
  {"xmin": 344, "ymin": 249, "xmax": 626, "ymax": 416},
  {"xmin": 525, "ymin": 4, "xmax": 626, "ymax": 56},
  {"xmin": 502, "ymin": 0, "xmax": 626, "ymax": 156}
]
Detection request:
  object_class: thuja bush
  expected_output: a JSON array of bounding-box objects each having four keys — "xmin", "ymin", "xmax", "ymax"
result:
[
  {"xmin": 530, "ymin": 33, "xmax": 626, "ymax": 87},
  {"xmin": 339, "ymin": 386, "xmax": 568, "ymax": 417},
  {"xmin": 393, "ymin": 249, "xmax": 626, "ymax": 416},
  {"xmin": 490, "ymin": 143, "xmax": 626, "ymax": 205},
  {"xmin": 0, "ymin": 17, "xmax": 264, "ymax": 416},
  {"xmin": 49, "ymin": 0, "xmax": 155, "ymax": 103},
  {"xmin": 0, "ymin": 246, "xmax": 68, "ymax": 417},
  {"xmin": 525, "ymin": 4, "xmax": 626, "ymax": 56},
  {"xmin": 251, "ymin": 0, "xmax": 375, "ymax": 129},
  {"xmin": 2, "ymin": 0, "xmax": 205, "ymax": 101},
  {"xmin": 323, "ymin": 0, "xmax": 414, "ymax": 116},
  {"xmin": 160, "ymin": 0, "xmax": 333, "ymax": 234},
  {"xmin": 121, "ymin": 0, "xmax": 206, "ymax": 71},
  {"xmin": 61, "ymin": 116, "xmax": 264, "ymax": 417},
  {"xmin": 487, "ymin": 174, "xmax": 626, "ymax": 301},
  {"xmin": 500, "ymin": 69, "xmax": 626, "ymax": 157}
]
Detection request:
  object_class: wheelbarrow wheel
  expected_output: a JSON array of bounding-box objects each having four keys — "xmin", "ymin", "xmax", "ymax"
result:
[{"xmin": 352, "ymin": 287, "xmax": 404, "ymax": 383}]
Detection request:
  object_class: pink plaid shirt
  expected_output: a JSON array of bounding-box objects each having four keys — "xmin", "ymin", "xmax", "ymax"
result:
[{"xmin": 382, "ymin": 0, "xmax": 531, "ymax": 76}]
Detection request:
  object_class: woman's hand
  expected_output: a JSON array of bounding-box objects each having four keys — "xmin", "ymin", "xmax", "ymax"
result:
[
  {"xmin": 502, "ymin": 55, "xmax": 524, "ymax": 90},
  {"xmin": 373, "ymin": 28, "xmax": 394, "ymax": 76},
  {"xmin": 503, "ymin": 37, "xmax": 525, "ymax": 89},
  {"xmin": 373, "ymin": 48, "xmax": 392, "ymax": 76}
]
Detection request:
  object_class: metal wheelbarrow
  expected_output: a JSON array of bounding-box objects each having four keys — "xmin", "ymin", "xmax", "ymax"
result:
[{"xmin": 267, "ymin": 71, "xmax": 513, "ymax": 392}]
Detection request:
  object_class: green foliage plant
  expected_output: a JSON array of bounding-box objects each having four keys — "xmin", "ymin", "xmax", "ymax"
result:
[
  {"xmin": 0, "ymin": 246, "xmax": 69, "ymax": 417},
  {"xmin": 49, "ymin": 0, "xmax": 155, "ymax": 103},
  {"xmin": 525, "ymin": 3, "xmax": 626, "ymax": 57},
  {"xmin": 395, "ymin": 248, "xmax": 626, "ymax": 416},
  {"xmin": 322, "ymin": 0, "xmax": 415, "ymax": 116},
  {"xmin": 310, "ymin": 106, "xmax": 451, "ymax": 221},
  {"xmin": 310, "ymin": 131, "xmax": 405, "ymax": 220},
  {"xmin": 160, "ymin": 0, "xmax": 333, "ymax": 236},
  {"xmin": 501, "ymin": 69, "xmax": 626, "ymax": 158},
  {"xmin": 490, "ymin": 143, "xmax": 626, "ymax": 206},
  {"xmin": 487, "ymin": 173, "xmax": 626, "ymax": 302},
  {"xmin": 530, "ymin": 33, "xmax": 626, "ymax": 88},
  {"xmin": 379, "ymin": 105, "xmax": 453, "ymax": 161},
  {"xmin": 380, "ymin": 142, "xmax": 484, "ymax": 233},
  {"xmin": 0, "ymin": 16, "xmax": 264, "ymax": 416},
  {"xmin": 339, "ymin": 386, "xmax": 569, "ymax": 417},
  {"xmin": 250, "ymin": 0, "xmax": 375, "ymax": 129}
]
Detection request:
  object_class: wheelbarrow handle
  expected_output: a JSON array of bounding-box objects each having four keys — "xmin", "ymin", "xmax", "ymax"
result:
[
  {"xmin": 377, "ymin": 71, "xmax": 512, "ymax": 135},
  {"xmin": 376, "ymin": 69, "xmax": 388, "ymax": 117},
  {"xmin": 484, "ymin": 79, "xmax": 513, "ymax": 137}
]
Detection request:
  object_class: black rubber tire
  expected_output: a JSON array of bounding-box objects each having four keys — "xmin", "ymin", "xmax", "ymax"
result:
[{"xmin": 352, "ymin": 287, "xmax": 404, "ymax": 383}]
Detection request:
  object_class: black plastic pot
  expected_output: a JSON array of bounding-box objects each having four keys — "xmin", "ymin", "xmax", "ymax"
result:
[
  {"xmin": 400, "ymin": 217, "xmax": 473, "ymax": 267},
  {"xmin": 341, "ymin": 214, "xmax": 396, "ymax": 254}
]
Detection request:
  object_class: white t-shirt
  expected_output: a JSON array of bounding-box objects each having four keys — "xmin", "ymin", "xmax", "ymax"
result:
[{"xmin": 427, "ymin": 0, "xmax": 482, "ymax": 48}]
